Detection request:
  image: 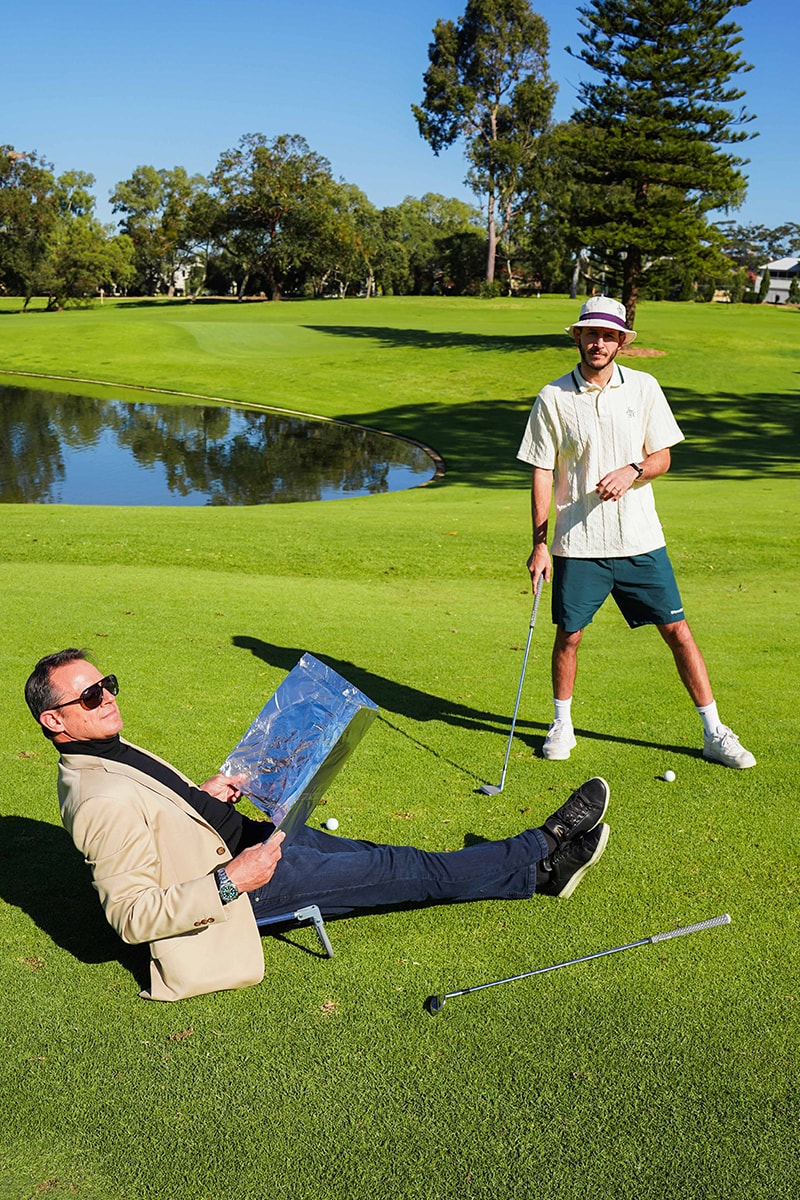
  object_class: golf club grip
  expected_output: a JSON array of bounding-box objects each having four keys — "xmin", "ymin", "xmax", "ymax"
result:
[
  {"xmin": 650, "ymin": 913, "xmax": 731, "ymax": 943},
  {"xmin": 529, "ymin": 575, "xmax": 544, "ymax": 627}
]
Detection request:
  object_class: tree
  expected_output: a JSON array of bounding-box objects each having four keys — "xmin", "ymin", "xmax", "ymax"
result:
[
  {"xmin": 54, "ymin": 169, "xmax": 96, "ymax": 221},
  {"xmin": 35, "ymin": 170, "xmax": 135, "ymax": 308},
  {"xmin": 38, "ymin": 216, "xmax": 135, "ymax": 310},
  {"xmin": 788, "ymin": 272, "xmax": 800, "ymax": 305},
  {"xmin": 382, "ymin": 193, "xmax": 484, "ymax": 293},
  {"xmin": 183, "ymin": 188, "xmax": 222, "ymax": 298},
  {"xmin": 207, "ymin": 133, "xmax": 335, "ymax": 300},
  {"xmin": 412, "ymin": 0, "xmax": 556, "ymax": 283},
  {"xmin": 727, "ymin": 266, "xmax": 748, "ymax": 303},
  {"xmin": 564, "ymin": 0, "xmax": 756, "ymax": 328},
  {"xmin": 0, "ymin": 146, "xmax": 58, "ymax": 307},
  {"xmin": 1, "ymin": 150, "xmax": 133, "ymax": 309},
  {"xmin": 297, "ymin": 181, "xmax": 382, "ymax": 299},
  {"xmin": 501, "ymin": 121, "xmax": 591, "ymax": 295},
  {"xmin": 111, "ymin": 165, "xmax": 205, "ymax": 295},
  {"xmin": 715, "ymin": 220, "xmax": 800, "ymax": 271}
]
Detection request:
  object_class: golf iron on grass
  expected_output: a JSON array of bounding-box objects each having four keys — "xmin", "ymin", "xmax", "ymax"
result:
[
  {"xmin": 424, "ymin": 913, "xmax": 731, "ymax": 1014},
  {"xmin": 480, "ymin": 575, "xmax": 544, "ymax": 796}
]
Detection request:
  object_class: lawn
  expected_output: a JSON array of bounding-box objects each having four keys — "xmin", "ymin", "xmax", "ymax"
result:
[{"xmin": 0, "ymin": 296, "xmax": 798, "ymax": 1200}]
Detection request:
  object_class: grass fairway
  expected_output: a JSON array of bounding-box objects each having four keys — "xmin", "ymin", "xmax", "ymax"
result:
[{"xmin": 1, "ymin": 296, "xmax": 798, "ymax": 1200}]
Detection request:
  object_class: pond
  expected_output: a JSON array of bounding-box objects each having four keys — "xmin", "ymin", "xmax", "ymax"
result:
[{"xmin": 0, "ymin": 382, "xmax": 441, "ymax": 505}]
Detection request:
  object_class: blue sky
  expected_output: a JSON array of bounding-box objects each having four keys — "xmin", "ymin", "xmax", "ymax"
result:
[{"xmin": 5, "ymin": 0, "xmax": 797, "ymax": 231}]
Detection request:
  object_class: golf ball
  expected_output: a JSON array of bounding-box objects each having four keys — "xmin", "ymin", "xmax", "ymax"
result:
[
  {"xmin": 663, "ymin": 769, "xmax": 676, "ymax": 783},
  {"xmin": 324, "ymin": 817, "xmax": 339, "ymax": 831}
]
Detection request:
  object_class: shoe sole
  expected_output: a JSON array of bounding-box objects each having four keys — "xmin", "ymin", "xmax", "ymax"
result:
[
  {"xmin": 583, "ymin": 777, "xmax": 610, "ymax": 831},
  {"xmin": 556, "ymin": 823, "xmax": 610, "ymax": 900},
  {"xmin": 702, "ymin": 749, "xmax": 756, "ymax": 769}
]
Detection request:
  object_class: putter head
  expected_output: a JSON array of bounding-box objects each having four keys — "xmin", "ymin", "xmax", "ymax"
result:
[
  {"xmin": 478, "ymin": 784, "xmax": 502, "ymax": 796},
  {"xmin": 424, "ymin": 994, "xmax": 445, "ymax": 1015}
]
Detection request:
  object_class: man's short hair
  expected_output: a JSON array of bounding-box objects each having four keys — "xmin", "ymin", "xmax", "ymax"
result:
[{"xmin": 25, "ymin": 648, "xmax": 91, "ymax": 727}]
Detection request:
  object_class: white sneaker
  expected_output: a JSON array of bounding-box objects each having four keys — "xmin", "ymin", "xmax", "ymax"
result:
[
  {"xmin": 703, "ymin": 726, "xmax": 756, "ymax": 769},
  {"xmin": 542, "ymin": 719, "xmax": 577, "ymax": 761}
]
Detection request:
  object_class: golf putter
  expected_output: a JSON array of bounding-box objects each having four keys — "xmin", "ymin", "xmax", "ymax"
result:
[
  {"xmin": 424, "ymin": 913, "xmax": 732, "ymax": 1014},
  {"xmin": 480, "ymin": 575, "xmax": 544, "ymax": 795}
]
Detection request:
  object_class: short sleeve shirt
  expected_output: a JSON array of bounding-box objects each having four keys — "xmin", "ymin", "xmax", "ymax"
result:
[{"xmin": 517, "ymin": 363, "xmax": 684, "ymax": 557}]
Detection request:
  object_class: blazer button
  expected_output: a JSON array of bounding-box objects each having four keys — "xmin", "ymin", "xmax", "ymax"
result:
[{"xmin": 216, "ymin": 847, "xmax": 227, "ymax": 856}]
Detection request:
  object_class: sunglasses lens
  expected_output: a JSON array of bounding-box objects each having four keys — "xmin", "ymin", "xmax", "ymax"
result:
[{"xmin": 80, "ymin": 676, "xmax": 119, "ymax": 710}]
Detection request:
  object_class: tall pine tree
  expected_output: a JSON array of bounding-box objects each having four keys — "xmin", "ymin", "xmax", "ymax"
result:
[{"xmin": 564, "ymin": 0, "xmax": 756, "ymax": 326}]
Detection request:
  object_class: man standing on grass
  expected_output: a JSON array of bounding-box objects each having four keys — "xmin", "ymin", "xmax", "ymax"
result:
[
  {"xmin": 517, "ymin": 296, "xmax": 754, "ymax": 769},
  {"xmin": 25, "ymin": 648, "xmax": 611, "ymax": 1001}
]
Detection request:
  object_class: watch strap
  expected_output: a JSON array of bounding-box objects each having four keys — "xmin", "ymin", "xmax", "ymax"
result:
[{"xmin": 629, "ymin": 462, "xmax": 643, "ymax": 478}]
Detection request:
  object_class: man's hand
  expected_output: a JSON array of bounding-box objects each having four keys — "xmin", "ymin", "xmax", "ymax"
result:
[
  {"xmin": 225, "ymin": 830, "xmax": 286, "ymax": 894},
  {"xmin": 201, "ymin": 772, "xmax": 248, "ymax": 804},
  {"xmin": 596, "ymin": 465, "xmax": 638, "ymax": 502},
  {"xmin": 527, "ymin": 543, "xmax": 551, "ymax": 593}
]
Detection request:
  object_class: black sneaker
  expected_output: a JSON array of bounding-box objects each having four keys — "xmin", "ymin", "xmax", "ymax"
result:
[
  {"xmin": 542, "ymin": 777, "xmax": 610, "ymax": 848},
  {"xmin": 536, "ymin": 824, "xmax": 610, "ymax": 899}
]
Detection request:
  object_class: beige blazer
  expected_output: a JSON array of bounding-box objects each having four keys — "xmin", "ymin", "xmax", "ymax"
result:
[{"xmin": 57, "ymin": 740, "xmax": 265, "ymax": 1001}]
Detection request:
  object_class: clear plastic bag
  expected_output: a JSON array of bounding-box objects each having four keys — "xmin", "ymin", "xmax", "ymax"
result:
[{"xmin": 219, "ymin": 653, "xmax": 378, "ymax": 839}]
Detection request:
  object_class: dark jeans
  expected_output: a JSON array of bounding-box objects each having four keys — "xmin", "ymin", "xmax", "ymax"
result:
[{"xmin": 249, "ymin": 824, "xmax": 548, "ymax": 920}]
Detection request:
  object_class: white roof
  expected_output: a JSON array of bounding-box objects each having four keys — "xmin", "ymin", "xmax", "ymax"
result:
[{"xmin": 759, "ymin": 257, "xmax": 799, "ymax": 271}]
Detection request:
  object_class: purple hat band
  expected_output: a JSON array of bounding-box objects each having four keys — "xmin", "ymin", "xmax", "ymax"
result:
[{"xmin": 577, "ymin": 310, "xmax": 628, "ymax": 330}]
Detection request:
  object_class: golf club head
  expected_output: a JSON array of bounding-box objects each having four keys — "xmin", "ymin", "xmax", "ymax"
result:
[
  {"xmin": 424, "ymin": 994, "xmax": 446, "ymax": 1015},
  {"xmin": 478, "ymin": 784, "xmax": 503, "ymax": 796}
]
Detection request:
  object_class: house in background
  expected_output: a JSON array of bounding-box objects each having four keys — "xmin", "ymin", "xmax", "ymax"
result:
[{"xmin": 755, "ymin": 257, "xmax": 800, "ymax": 304}]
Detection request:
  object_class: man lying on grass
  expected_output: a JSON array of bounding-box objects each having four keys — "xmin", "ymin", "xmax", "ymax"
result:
[{"xmin": 25, "ymin": 648, "xmax": 610, "ymax": 1002}]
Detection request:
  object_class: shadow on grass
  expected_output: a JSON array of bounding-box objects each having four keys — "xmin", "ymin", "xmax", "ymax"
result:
[
  {"xmin": 305, "ymin": 323, "xmax": 565, "ymax": 354},
  {"xmin": 330, "ymin": 388, "xmax": 800, "ymax": 487},
  {"xmin": 232, "ymin": 635, "xmax": 512, "ymax": 736},
  {"xmin": 231, "ymin": 637, "xmax": 705, "ymax": 779},
  {"xmin": 232, "ymin": 634, "xmax": 515, "ymax": 784},
  {"xmin": 305, "ymin": 325, "xmax": 800, "ymax": 484},
  {"xmin": 0, "ymin": 814, "xmax": 149, "ymax": 987},
  {"xmin": 665, "ymin": 387, "xmax": 800, "ymax": 478}
]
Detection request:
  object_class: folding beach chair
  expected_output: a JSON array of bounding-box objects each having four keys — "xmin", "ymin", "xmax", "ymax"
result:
[{"xmin": 256, "ymin": 904, "xmax": 334, "ymax": 958}]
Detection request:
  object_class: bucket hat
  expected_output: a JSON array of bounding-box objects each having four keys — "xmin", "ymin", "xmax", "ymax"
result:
[{"xmin": 566, "ymin": 296, "xmax": 637, "ymax": 342}]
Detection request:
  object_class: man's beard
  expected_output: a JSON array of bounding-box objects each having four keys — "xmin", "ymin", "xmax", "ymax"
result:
[{"xmin": 580, "ymin": 342, "xmax": 620, "ymax": 372}]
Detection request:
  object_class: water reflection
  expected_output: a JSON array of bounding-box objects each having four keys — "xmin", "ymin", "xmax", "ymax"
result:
[{"xmin": 0, "ymin": 384, "xmax": 438, "ymax": 505}]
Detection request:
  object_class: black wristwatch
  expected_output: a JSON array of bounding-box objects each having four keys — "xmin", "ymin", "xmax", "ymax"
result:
[
  {"xmin": 628, "ymin": 462, "xmax": 643, "ymax": 478},
  {"xmin": 214, "ymin": 866, "xmax": 239, "ymax": 905}
]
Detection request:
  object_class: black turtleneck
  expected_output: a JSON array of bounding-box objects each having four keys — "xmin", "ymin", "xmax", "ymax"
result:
[{"xmin": 57, "ymin": 734, "xmax": 269, "ymax": 855}]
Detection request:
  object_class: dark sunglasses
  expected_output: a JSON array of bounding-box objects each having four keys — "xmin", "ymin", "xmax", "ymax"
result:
[{"xmin": 51, "ymin": 674, "xmax": 120, "ymax": 712}]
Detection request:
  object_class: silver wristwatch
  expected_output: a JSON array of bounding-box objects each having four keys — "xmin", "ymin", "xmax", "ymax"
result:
[{"xmin": 214, "ymin": 866, "xmax": 239, "ymax": 905}]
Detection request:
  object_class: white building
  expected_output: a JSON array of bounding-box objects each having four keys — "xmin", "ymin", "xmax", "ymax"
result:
[{"xmin": 754, "ymin": 257, "xmax": 799, "ymax": 304}]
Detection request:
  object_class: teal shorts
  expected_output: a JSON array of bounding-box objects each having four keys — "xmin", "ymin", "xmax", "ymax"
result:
[{"xmin": 552, "ymin": 549, "xmax": 685, "ymax": 632}]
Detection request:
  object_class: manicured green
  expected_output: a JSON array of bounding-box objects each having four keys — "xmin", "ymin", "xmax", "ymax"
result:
[{"xmin": 0, "ymin": 297, "xmax": 798, "ymax": 1200}]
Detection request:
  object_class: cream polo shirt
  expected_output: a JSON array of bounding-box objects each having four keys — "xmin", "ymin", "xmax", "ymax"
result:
[{"xmin": 517, "ymin": 363, "xmax": 684, "ymax": 558}]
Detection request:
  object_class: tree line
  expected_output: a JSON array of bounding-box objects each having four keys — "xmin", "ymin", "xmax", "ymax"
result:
[
  {"xmin": 1, "ymin": 0, "xmax": 797, "ymax": 323},
  {"xmin": 0, "ymin": 138, "xmax": 487, "ymax": 310}
]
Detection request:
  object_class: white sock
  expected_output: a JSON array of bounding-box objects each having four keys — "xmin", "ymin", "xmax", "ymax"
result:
[
  {"xmin": 553, "ymin": 697, "xmax": 573, "ymax": 727},
  {"xmin": 697, "ymin": 701, "xmax": 722, "ymax": 737}
]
